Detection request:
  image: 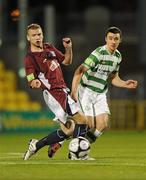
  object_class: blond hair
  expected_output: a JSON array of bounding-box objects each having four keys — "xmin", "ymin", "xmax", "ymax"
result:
[{"xmin": 27, "ymin": 23, "xmax": 42, "ymax": 33}]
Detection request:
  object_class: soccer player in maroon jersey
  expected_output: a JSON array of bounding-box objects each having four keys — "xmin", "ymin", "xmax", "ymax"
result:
[{"xmin": 23, "ymin": 23, "xmax": 87, "ymax": 160}]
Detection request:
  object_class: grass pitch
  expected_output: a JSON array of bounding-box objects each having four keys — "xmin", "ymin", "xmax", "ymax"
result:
[{"xmin": 0, "ymin": 131, "xmax": 146, "ymax": 180}]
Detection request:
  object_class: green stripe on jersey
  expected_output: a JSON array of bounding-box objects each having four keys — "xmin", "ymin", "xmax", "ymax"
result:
[
  {"xmin": 80, "ymin": 79, "xmax": 107, "ymax": 93},
  {"xmin": 100, "ymin": 60, "xmax": 113, "ymax": 66},
  {"xmin": 84, "ymin": 72, "xmax": 106, "ymax": 85},
  {"xmin": 81, "ymin": 45, "xmax": 122, "ymax": 94}
]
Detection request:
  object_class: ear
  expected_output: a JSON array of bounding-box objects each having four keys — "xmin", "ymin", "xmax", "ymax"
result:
[
  {"xmin": 105, "ymin": 37, "xmax": 107, "ymax": 43},
  {"xmin": 27, "ymin": 35, "xmax": 30, "ymax": 41}
]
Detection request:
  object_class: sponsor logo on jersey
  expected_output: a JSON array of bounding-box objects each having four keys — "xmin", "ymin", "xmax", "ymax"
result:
[{"xmin": 50, "ymin": 60, "xmax": 59, "ymax": 71}]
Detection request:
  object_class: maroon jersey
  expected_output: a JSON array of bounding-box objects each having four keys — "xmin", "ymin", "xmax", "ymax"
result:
[{"xmin": 24, "ymin": 43, "xmax": 67, "ymax": 90}]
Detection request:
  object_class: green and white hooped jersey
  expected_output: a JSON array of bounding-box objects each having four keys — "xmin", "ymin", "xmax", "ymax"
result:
[{"xmin": 81, "ymin": 45, "xmax": 122, "ymax": 94}]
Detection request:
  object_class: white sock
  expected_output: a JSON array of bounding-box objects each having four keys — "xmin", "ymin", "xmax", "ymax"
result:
[{"xmin": 94, "ymin": 129, "xmax": 102, "ymax": 138}]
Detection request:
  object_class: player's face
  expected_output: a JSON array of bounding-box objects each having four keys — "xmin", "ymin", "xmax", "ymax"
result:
[
  {"xmin": 27, "ymin": 28, "xmax": 43, "ymax": 48},
  {"xmin": 105, "ymin": 32, "xmax": 121, "ymax": 53}
]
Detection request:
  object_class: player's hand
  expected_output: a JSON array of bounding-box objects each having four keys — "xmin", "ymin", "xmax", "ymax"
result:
[
  {"xmin": 125, "ymin": 80, "xmax": 138, "ymax": 89},
  {"xmin": 30, "ymin": 79, "xmax": 41, "ymax": 88},
  {"xmin": 62, "ymin": 37, "xmax": 72, "ymax": 48}
]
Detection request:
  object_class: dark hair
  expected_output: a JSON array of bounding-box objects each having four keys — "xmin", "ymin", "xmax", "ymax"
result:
[{"xmin": 105, "ymin": 27, "xmax": 122, "ymax": 38}]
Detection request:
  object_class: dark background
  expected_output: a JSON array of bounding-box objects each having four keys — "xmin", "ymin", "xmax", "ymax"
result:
[{"xmin": 0, "ymin": 0, "xmax": 145, "ymax": 107}]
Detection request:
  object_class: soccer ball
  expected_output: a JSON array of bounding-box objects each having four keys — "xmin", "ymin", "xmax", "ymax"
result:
[{"xmin": 68, "ymin": 136, "xmax": 90, "ymax": 160}]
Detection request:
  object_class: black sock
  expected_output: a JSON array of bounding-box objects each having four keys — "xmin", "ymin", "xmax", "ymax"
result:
[
  {"xmin": 36, "ymin": 129, "xmax": 68, "ymax": 151},
  {"xmin": 85, "ymin": 131, "xmax": 97, "ymax": 143},
  {"xmin": 73, "ymin": 124, "xmax": 87, "ymax": 138}
]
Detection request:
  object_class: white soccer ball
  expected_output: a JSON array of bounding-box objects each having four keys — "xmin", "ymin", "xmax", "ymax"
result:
[{"xmin": 69, "ymin": 136, "xmax": 90, "ymax": 160}]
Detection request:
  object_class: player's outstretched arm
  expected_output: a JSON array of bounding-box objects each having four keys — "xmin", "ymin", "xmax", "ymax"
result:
[{"xmin": 111, "ymin": 73, "xmax": 138, "ymax": 89}]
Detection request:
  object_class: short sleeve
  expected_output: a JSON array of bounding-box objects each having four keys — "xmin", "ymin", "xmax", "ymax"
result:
[
  {"xmin": 24, "ymin": 55, "xmax": 37, "ymax": 82},
  {"xmin": 83, "ymin": 49, "xmax": 100, "ymax": 68}
]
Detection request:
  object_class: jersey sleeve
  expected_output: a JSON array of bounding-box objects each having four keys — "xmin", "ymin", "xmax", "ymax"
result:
[
  {"xmin": 115, "ymin": 63, "xmax": 120, "ymax": 72},
  {"xmin": 112, "ymin": 52, "xmax": 122, "ymax": 74},
  {"xmin": 24, "ymin": 55, "xmax": 37, "ymax": 84},
  {"xmin": 83, "ymin": 49, "xmax": 100, "ymax": 69}
]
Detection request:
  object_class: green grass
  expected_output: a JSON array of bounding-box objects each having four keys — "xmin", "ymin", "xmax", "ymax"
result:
[{"xmin": 0, "ymin": 131, "xmax": 146, "ymax": 180}]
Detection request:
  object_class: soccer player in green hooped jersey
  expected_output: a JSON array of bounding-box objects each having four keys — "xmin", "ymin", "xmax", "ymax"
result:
[{"xmin": 71, "ymin": 26, "xmax": 138, "ymax": 143}]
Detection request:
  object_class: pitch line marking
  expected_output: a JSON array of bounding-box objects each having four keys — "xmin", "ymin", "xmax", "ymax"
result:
[
  {"xmin": 0, "ymin": 152, "xmax": 23, "ymax": 155},
  {"xmin": 0, "ymin": 152, "xmax": 23, "ymax": 159},
  {"xmin": 0, "ymin": 152, "xmax": 146, "ymax": 167},
  {"xmin": 0, "ymin": 161, "xmax": 146, "ymax": 167}
]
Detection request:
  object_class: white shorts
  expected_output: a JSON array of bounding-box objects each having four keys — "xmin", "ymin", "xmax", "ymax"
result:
[
  {"xmin": 43, "ymin": 89, "xmax": 79, "ymax": 124},
  {"xmin": 77, "ymin": 85, "xmax": 110, "ymax": 117}
]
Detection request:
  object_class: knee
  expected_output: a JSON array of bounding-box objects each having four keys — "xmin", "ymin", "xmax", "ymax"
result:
[
  {"xmin": 60, "ymin": 119, "xmax": 75, "ymax": 136},
  {"xmin": 72, "ymin": 113, "xmax": 87, "ymax": 124},
  {"xmin": 103, "ymin": 122, "xmax": 110, "ymax": 131},
  {"xmin": 102, "ymin": 117, "xmax": 110, "ymax": 131},
  {"xmin": 95, "ymin": 114, "xmax": 110, "ymax": 131}
]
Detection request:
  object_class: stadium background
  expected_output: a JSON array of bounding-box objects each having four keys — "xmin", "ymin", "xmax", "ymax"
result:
[
  {"xmin": 1, "ymin": 1, "xmax": 146, "ymax": 180},
  {"xmin": 0, "ymin": 0, "xmax": 146, "ymax": 132}
]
